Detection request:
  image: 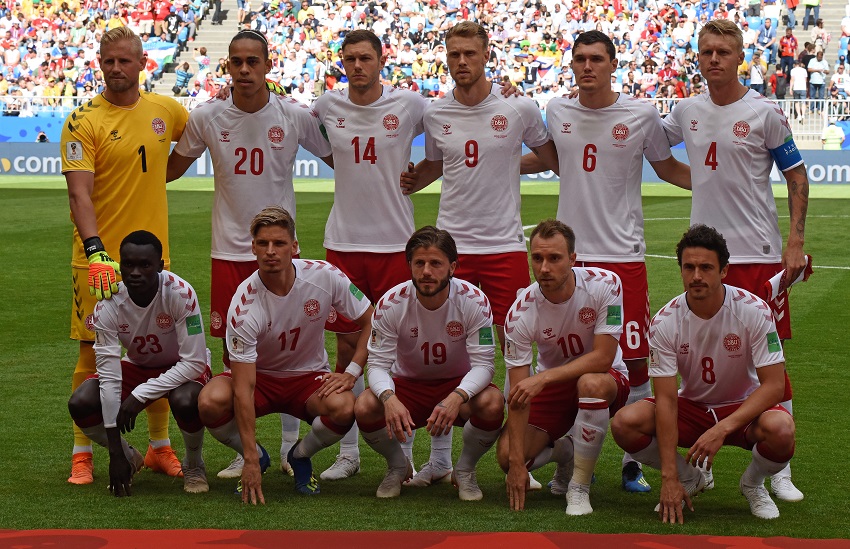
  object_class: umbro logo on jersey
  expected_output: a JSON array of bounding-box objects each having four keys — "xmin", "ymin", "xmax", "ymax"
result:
[
  {"xmin": 109, "ymin": 130, "xmax": 121, "ymax": 141},
  {"xmin": 561, "ymin": 122, "xmax": 572, "ymax": 134},
  {"xmin": 442, "ymin": 123, "xmax": 452, "ymax": 135},
  {"xmin": 336, "ymin": 118, "xmax": 346, "ymax": 128},
  {"xmin": 219, "ymin": 131, "xmax": 230, "ymax": 142},
  {"xmin": 689, "ymin": 119, "xmax": 699, "ymax": 131}
]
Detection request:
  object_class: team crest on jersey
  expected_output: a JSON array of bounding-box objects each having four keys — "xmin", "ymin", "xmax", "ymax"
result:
[
  {"xmin": 156, "ymin": 313, "xmax": 173, "ymax": 330},
  {"xmin": 561, "ymin": 122, "xmax": 572, "ymax": 134},
  {"xmin": 84, "ymin": 314, "xmax": 95, "ymax": 331},
  {"xmin": 612, "ymin": 123, "xmax": 629, "ymax": 141},
  {"xmin": 689, "ymin": 119, "xmax": 699, "ymax": 132},
  {"xmin": 579, "ymin": 307, "xmax": 596, "ymax": 325},
  {"xmin": 732, "ymin": 121, "xmax": 750, "ymax": 138},
  {"xmin": 304, "ymin": 299, "xmax": 321, "ymax": 317},
  {"xmin": 151, "ymin": 117, "xmax": 166, "ymax": 136},
  {"xmin": 679, "ymin": 342, "xmax": 689, "ymax": 355},
  {"xmin": 446, "ymin": 320, "xmax": 464, "ymax": 338},
  {"xmin": 491, "ymin": 115, "xmax": 508, "ymax": 132},
  {"xmin": 268, "ymin": 126, "xmax": 285, "ymax": 143},
  {"xmin": 724, "ymin": 333, "xmax": 742, "ymax": 352},
  {"xmin": 383, "ymin": 114, "xmax": 400, "ymax": 131},
  {"xmin": 210, "ymin": 311, "xmax": 223, "ymax": 330},
  {"xmin": 442, "ymin": 123, "xmax": 452, "ymax": 135},
  {"xmin": 327, "ymin": 306, "xmax": 338, "ymax": 324},
  {"xmin": 219, "ymin": 131, "xmax": 231, "ymax": 142},
  {"xmin": 336, "ymin": 118, "xmax": 346, "ymax": 128}
]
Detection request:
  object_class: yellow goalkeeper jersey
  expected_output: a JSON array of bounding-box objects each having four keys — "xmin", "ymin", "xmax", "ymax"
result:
[{"xmin": 61, "ymin": 91, "xmax": 188, "ymax": 268}]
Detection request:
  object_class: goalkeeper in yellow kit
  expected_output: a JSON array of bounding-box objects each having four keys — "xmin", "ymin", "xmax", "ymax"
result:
[{"xmin": 61, "ymin": 27, "xmax": 189, "ymax": 484}]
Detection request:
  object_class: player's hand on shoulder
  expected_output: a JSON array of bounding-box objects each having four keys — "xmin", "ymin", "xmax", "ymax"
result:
[
  {"xmin": 265, "ymin": 80, "xmax": 286, "ymax": 96},
  {"xmin": 400, "ymin": 162, "xmax": 418, "ymax": 195},
  {"xmin": 87, "ymin": 250, "xmax": 121, "ymax": 301},
  {"xmin": 215, "ymin": 84, "xmax": 231, "ymax": 101},
  {"xmin": 498, "ymin": 79, "xmax": 524, "ymax": 98}
]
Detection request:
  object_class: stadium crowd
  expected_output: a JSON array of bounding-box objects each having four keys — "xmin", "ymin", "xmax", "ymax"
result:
[{"xmin": 1, "ymin": 0, "xmax": 849, "ymax": 117}]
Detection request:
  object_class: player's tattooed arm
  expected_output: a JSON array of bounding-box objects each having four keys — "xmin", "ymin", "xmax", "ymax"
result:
[{"xmin": 783, "ymin": 163, "xmax": 809, "ymax": 281}]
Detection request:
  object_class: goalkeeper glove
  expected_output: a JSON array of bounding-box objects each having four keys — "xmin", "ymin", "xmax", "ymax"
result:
[
  {"xmin": 265, "ymin": 79, "xmax": 286, "ymax": 96},
  {"xmin": 84, "ymin": 236, "xmax": 120, "ymax": 301}
]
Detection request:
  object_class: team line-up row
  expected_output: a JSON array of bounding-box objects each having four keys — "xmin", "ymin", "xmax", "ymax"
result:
[{"xmin": 60, "ymin": 19, "xmax": 809, "ymax": 524}]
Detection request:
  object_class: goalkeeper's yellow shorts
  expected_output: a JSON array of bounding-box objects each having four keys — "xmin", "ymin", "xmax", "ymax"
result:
[{"xmin": 70, "ymin": 266, "xmax": 99, "ymax": 342}]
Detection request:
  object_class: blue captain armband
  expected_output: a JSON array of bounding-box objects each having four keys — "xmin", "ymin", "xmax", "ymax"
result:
[{"xmin": 770, "ymin": 137, "xmax": 803, "ymax": 171}]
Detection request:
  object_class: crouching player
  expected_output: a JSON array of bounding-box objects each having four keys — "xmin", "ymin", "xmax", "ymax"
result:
[
  {"xmin": 611, "ymin": 225, "xmax": 796, "ymax": 522},
  {"xmin": 197, "ymin": 206, "xmax": 373, "ymax": 504},
  {"xmin": 497, "ymin": 219, "xmax": 631, "ymax": 515},
  {"xmin": 68, "ymin": 230, "xmax": 211, "ymax": 496},
  {"xmin": 355, "ymin": 226, "xmax": 504, "ymax": 500}
]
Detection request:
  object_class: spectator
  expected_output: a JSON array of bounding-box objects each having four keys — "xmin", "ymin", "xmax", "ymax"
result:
[{"xmin": 173, "ymin": 61, "xmax": 193, "ymax": 95}]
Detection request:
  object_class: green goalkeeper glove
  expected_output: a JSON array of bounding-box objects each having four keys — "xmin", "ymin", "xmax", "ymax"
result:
[
  {"xmin": 84, "ymin": 236, "xmax": 120, "ymax": 301},
  {"xmin": 265, "ymin": 79, "xmax": 286, "ymax": 96}
]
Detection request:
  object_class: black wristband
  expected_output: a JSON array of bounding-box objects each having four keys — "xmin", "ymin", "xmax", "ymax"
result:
[
  {"xmin": 83, "ymin": 236, "xmax": 105, "ymax": 258},
  {"xmin": 453, "ymin": 388, "xmax": 469, "ymax": 403}
]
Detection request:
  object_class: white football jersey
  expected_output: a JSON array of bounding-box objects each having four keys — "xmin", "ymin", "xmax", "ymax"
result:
[
  {"xmin": 226, "ymin": 260, "xmax": 370, "ymax": 376},
  {"xmin": 92, "ymin": 271, "xmax": 208, "ymax": 428},
  {"xmin": 663, "ymin": 90, "xmax": 800, "ymax": 263},
  {"xmin": 173, "ymin": 95, "xmax": 332, "ymax": 261},
  {"xmin": 367, "ymin": 278, "xmax": 496, "ymax": 398},
  {"xmin": 503, "ymin": 268, "xmax": 627, "ymax": 377},
  {"xmin": 547, "ymin": 94, "xmax": 672, "ymax": 261},
  {"xmin": 313, "ymin": 86, "xmax": 426, "ymax": 252},
  {"xmin": 648, "ymin": 285, "xmax": 785, "ymax": 406},
  {"xmin": 424, "ymin": 83, "xmax": 551, "ymax": 254}
]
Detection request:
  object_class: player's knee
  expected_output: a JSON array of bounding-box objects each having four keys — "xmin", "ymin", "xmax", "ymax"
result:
[
  {"xmin": 761, "ymin": 410, "xmax": 797, "ymax": 448},
  {"xmin": 168, "ymin": 383, "xmax": 201, "ymax": 420},
  {"xmin": 354, "ymin": 390, "xmax": 381, "ymax": 424},
  {"xmin": 576, "ymin": 373, "xmax": 613, "ymax": 400},
  {"xmin": 68, "ymin": 379, "xmax": 99, "ymax": 419},
  {"xmin": 197, "ymin": 383, "xmax": 231, "ymax": 424},
  {"xmin": 610, "ymin": 405, "xmax": 644, "ymax": 448},
  {"xmin": 473, "ymin": 388, "xmax": 506, "ymax": 423}
]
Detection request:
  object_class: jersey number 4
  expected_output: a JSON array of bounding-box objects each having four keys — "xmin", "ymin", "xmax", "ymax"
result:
[{"xmin": 705, "ymin": 142, "xmax": 718, "ymax": 171}]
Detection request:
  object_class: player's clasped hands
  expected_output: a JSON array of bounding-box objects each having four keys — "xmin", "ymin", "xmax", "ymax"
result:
[
  {"xmin": 317, "ymin": 372, "xmax": 355, "ymax": 397},
  {"xmin": 240, "ymin": 461, "xmax": 266, "ymax": 505}
]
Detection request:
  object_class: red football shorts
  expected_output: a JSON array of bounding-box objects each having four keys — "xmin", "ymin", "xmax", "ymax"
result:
[
  {"xmin": 324, "ymin": 250, "xmax": 409, "ymax": 333},
  {"xmin": 210, "ymin": 259, "xmax": 257, "ymax": 338},
  {"xmin": 577, "ymin": 261, "xmax": 649, "ymax": 361},
  {"xmin": 454, "ymin": 251, "xmax": 530, "ymax": 326},
  {"xmin": 723, "ymin": 263, "xmax": 791, "ymax": 340},
  {"xmin": 89, "ymin": 360, "xmax": 212, "ymax": 400},
  {"xmin": 392, "ymin": 375, "xmax": 500, "ymax": 429},
  {"xmin": 217, "ymin": 370, "xmax": 327, "ymax": 422}
]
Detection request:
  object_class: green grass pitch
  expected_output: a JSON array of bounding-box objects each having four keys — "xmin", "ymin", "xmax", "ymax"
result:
[{"xmin": 0, "ymin": 177, "xmax": 847, "ymax": 537}]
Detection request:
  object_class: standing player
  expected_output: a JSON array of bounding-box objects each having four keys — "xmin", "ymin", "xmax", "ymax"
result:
[
  {"xmin": 522, "ymin": 30, "xmax": 691, "ymax": 494},
  {"xmin": 355, "ymin": 226, "xmax": 504, "ymax": 501},
  {"xmin": 313, "ymin": 29, "xmax": 521, "ymax": 484},
  {"xmin": 197, "ymin": 207, "xmax": 373, "ymax": 503},
  {"xmin": 402, "ymin": 20, "xmax": 559, "ymax": 353},
  {"xmin": 167, "ymin": 29, "xmax": 333, "ymax": 479},
  {"xmin": 62, "ymin": 26, "xmax": 188, "ymax": 485},
  {"xmin": 663, "ymin": 19, "xmax": 808, "ymax": 501},
  {"xmin": 612, "ymin": 225, "xmax": 797, "ymax": 521},
  {"xmin": 498, "ymin": 220, "xmax": 630, "ymax": 515},
  {"xmin": 68, "ymin": 231, "xmax": 211, "ymax": 495}
]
